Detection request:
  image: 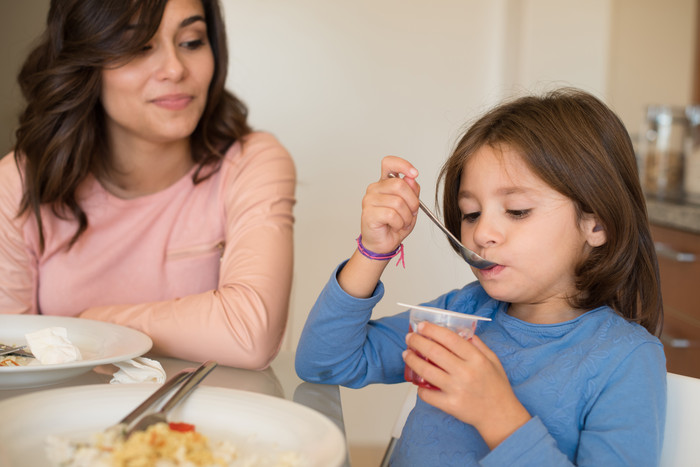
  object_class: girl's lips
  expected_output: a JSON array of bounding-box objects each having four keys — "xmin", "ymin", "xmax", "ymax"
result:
[
  {"xmin": 477, "ymin": 264, "xmax": 505, "ymax": 278},
  {"xmin": 151, "ymin": 94, "xmax": 193, "ymax": 110}
]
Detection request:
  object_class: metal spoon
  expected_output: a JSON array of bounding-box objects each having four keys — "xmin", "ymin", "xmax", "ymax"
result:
[
  {"xmin": 125, "ymin": 360, "xmax": 218, "ymax": 437},
  {"xmin": 387, "ymin": 172, "xmax": 496, "ymax": 269}
]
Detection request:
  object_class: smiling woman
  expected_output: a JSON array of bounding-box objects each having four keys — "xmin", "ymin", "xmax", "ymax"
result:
[{"xmin": 0, "ymin": 0, "xmax": 296, "ymax": 370}]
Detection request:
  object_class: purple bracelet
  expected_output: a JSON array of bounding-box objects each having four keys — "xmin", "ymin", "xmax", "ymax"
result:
[{"xmin": 356, "ymin": 235, "xmax": 405, "ymax": 268}]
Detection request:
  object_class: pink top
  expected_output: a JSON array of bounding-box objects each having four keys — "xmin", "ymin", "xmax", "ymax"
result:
[{"xmin": 0, "ymin": 132, "xmax": 296, "ymax": 369}]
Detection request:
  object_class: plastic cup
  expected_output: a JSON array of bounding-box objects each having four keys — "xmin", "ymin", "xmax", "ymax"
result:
[{"xmin": 399, "ymin": 302, "xmax": 491, "ymax": 389}]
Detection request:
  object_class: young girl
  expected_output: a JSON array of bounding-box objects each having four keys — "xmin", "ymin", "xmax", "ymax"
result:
[{"xmin": 295, "ymin": 88, "xmax": 665, "ymax": 465}]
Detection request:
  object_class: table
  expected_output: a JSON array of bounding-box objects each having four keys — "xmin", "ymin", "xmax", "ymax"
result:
[{"xmin": 0, "ymin": 350, "xmax": 350, "ymax": 466}]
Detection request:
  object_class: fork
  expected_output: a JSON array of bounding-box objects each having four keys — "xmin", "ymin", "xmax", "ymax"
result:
[
  {"xmin": 125, "ymin": 360, "xmax": 218, "ymax": 437},
  {"xmin": 0, "ymin": 344, "xmax": 34, "ymax": 358},
  {"xmin": 387, "ymin": 172, "xmax": 496, "ymax": 269}
]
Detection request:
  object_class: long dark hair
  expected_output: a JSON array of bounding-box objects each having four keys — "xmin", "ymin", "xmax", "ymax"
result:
[
  {"xmin": 14, "ymin": 0, "xmax": 251, "ymax": 250},
  {"xmin": 438, "ymin": 88, "xmax": 663, "ymax": 335}
]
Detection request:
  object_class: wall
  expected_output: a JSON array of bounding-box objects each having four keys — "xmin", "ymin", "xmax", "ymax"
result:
[
  {"xmin": 608, "ymin": 0, "xmax": 696, "ymax": 136},
  {"xmin": 0, "ymin": 0, "xmax": 49, "ymax": 154}
]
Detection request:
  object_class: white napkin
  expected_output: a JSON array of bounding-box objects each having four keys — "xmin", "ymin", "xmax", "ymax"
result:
[
  {"xmin": 110, "ymin": 357, "xmax": 165, "ymax": 384},
  {"xmin": 25, "ymin": 327, "xmax": 82, "ymax": 364}
]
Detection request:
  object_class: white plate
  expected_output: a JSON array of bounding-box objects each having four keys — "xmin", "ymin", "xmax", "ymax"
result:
[
  {"xmin": 0, "ymin": 384, "xmax": 346, "ymax": 467},
  {"xmin": 0, "ymin": 315, "xmax": 152, "ymax": 389}
]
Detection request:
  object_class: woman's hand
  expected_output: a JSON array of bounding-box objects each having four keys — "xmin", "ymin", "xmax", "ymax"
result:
[
  {"xmin": 403, "ymin": 322, "xmax": 531, "ymax": 449},
  {"xmin": 359, "ymin": 156, "xmax": 421, "ymax": 255}
]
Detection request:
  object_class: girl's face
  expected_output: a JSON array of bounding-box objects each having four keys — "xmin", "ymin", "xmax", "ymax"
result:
[
  {"xmin": 100, "ymin": 0, "xmax": 214, "ymax": 148},
  {"xmin": 458, "ymin": 144, "xmax": 602, "ymax": 322}
]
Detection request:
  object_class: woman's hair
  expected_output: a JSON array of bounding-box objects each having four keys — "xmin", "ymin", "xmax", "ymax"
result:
[
  {"xmin": 14, "ymin": 0, "xmax": 251, "ymax": 250},
  {"xmin": 438, "ymin": 88, "xmax": 663, "ymax": 335}
]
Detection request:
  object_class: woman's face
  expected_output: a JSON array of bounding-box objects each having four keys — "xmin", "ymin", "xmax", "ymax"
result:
[
  {"xmin": 101, "ymin": 0, "xmax": 214, "ymax": 148},
  {"xmin": 458, "ymin": 144, "xmax": 601, "ymax": 321}
]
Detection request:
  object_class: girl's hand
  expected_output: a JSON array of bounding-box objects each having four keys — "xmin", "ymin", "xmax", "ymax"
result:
[
  {"xmin": 360, "ymin": 156, "xmax": 421, "ymax": 254},
  {"xmin": 403, "ymin": 322, "xmax": 531, "ymax": 449}
]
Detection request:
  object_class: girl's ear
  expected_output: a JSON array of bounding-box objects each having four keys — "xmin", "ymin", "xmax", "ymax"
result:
[{"xmin": 582, "ymin": 215, "xmax": 607, "ymax": 247}]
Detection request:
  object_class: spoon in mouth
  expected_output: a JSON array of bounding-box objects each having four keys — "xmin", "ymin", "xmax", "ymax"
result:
[{"xmin": 388, "ymin": 172, "xmax": 496, "ymax": 270}]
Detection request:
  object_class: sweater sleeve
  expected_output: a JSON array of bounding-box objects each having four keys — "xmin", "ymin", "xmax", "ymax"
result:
[
  {"xmin": 0, "ymin": 154, "xmax": 37, "ymax": 315},
  {"xmin": 81, "ymin": 134, "xmax": 296, "ymax": 370},
  {"xmin": 295, "ymin": 261, "xmax": 409, "ymax": 388},
  {"xmin": 480, "ymin": 341, "xmax": 666, "ymax": 467}
]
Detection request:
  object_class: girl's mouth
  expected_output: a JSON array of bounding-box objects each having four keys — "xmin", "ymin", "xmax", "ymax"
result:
[{"xmin": 477, "ymin": 264, "xmax": 505, "ymax": 278}]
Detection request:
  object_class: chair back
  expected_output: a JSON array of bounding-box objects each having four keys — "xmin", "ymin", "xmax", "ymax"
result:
[{"xmin": 660, "ymin": 372, "xmax": 700, "ymax": 466}]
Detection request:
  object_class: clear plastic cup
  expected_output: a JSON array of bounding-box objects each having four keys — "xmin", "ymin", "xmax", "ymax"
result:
[{"xmin": 399, "ymin": 302, "xmax": 491, "ymax": 389}]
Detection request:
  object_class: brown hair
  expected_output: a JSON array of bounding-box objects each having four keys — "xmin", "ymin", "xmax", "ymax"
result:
[
  {"xmin": 437, "ymin": 88, "xmax": 663, "ymax": 335},
  {"xmin": 14, "ymin": 0, "xmax": 251, "ymax": 250}
]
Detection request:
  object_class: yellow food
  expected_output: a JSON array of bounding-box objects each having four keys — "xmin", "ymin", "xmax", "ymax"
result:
[{"xmin": 111, "ymin": 423, "xmax": 227, "ymax": 466}]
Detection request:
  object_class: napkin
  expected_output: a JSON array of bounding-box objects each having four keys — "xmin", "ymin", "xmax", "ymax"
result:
[
  {"xmin": 110, "ymin": 357, "xmax": 165, "ymax": 384},
  {"xmin": 25, "ymin": 327, "xmax": 82, "ymax": 364}
]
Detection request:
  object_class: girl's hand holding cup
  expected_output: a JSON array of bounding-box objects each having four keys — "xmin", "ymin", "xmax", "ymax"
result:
[{"xmin": 402, "ymin": 304, "xmax": 531, "ymax": 449}]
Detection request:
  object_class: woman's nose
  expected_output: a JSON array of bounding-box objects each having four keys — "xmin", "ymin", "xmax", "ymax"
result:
[{"xmin": 155, "ymin": 46, "xmax": 186, "ymax": 81}]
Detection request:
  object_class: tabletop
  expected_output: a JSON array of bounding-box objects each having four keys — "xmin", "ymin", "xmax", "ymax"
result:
[{"xmin": 0, "ymin": 349, "xmax": 350, "ymax": 466}]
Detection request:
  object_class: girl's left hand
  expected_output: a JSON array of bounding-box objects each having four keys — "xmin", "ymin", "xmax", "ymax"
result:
[{"xmin": 403, "ymin": 322, "xmax": 531, "ymax": 449}]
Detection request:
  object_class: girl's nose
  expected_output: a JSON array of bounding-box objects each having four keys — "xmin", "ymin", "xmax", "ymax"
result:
[
  {"xmin": 470, "ymin": 213, "xmax": 503, "ymax": 248},
  {"xmin": 155, "ymin": 46, "xmax": 186, "ymax": 81}
]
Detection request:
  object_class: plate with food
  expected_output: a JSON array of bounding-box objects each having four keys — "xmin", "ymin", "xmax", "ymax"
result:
[
  {"xmin": 0, "ymin": 315, "xmax": 152, "ymax": 390},
  {"xmin": 0, "ymin": 384, "xmax": 346, "ymax": 467}
]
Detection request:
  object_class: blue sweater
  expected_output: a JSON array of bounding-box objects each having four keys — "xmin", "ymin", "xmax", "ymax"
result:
[{"xmin": 295, "ymin": 263, "xmax": 666, "ymax": 466}]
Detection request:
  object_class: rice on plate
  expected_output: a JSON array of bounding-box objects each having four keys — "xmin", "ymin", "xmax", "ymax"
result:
[{"xmin": 46, "ymin": 421, "xmax": 305, "ymax": 467}]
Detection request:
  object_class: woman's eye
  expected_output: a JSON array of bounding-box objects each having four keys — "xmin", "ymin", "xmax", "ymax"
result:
[
  {"xmin": 462, "ymin": 212, "xmax": 480, "ymax": 223},
  {"xmin": 507, "ymin": 209, "xmax": 531, "ymax": 219},
  {"xmin": 181, "ymin": 39, "xmax": 206, "ymax": 50}
]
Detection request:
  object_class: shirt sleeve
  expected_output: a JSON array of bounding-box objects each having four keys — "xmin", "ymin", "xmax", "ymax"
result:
[
  {"xmin": 295, "ymin": 261, "xmax": 410, "ymax": 388},
  {"xmin": 81, "ymin": 134, "xmax": 296, "ymax": 370},
  {"xmin": 0, "ymin": 153, "xmax": 38, "ymax": 315},
  {"xmin": 480, "ymin": 341, "xmax": 666, "ymax": 467}
]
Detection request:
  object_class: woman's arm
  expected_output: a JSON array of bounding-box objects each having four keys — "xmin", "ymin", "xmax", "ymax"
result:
[
  {"xmin": 81, "ymin": 134, "xmax": 295, "ymax": 369},
  {"xmin": 0, "ymin": 153, "xmax": 37, "ymax": 315}
]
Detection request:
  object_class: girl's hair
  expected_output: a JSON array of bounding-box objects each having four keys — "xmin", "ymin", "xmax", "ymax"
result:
[
  {"xmin": 14, "ymin": 0, "xmax": 251, "ymax": 250},
  {"xmin": 438, "ymin": 88, "xmax": 663, "ymax": 335}
]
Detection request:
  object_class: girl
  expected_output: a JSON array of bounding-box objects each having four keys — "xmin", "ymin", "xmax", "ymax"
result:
[
  {"xmin": 0, "ymin": 0, "xmax": 295, "ymax": 369},
  {"xmin": 296, "ymin": 88, "xmax": 665, "ymax": 465}
]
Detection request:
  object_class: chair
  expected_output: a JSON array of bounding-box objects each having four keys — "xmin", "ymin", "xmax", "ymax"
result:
[
  {"xmin": 379, "ymin": 373, "xmax": 699, "ymax": 466},
  {"xmin": 660, "ymin": 372, "xmax": 700, "ymax": 466},
  {"xmin": 379, "ymin": 385, "xmax": 417, "ymax": 467}
]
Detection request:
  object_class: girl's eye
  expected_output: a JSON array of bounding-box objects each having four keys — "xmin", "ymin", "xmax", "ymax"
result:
[
  {"xmin": 139, "ymin": 44, "xmax": 153, "ymax": 53},
  {"xmin": 181, "ymin": 39, "xmax": 206, "ymax": 50},
  {"xmin": 462, "ymin": 212, "xmax": 480, "ymax": 223},
  {"xmin": 507, "ymin": 209, "xmax": 531, "ymax": 219}
]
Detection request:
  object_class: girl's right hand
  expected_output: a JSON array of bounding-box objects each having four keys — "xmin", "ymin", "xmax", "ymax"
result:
[{"xmin": 359, "ymin": 156, "xmax": 421, "ymax": 254}]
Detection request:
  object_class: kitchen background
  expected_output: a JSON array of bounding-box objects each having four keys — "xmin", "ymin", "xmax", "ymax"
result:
[{"xmin": 1, "ymin": 1, "xmax": 697, "ymax": 465}]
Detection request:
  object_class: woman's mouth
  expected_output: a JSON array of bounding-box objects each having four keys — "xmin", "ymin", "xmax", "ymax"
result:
[{"xmin": 151, "ymin": 94, "xmax": 193, "ymax": 110}]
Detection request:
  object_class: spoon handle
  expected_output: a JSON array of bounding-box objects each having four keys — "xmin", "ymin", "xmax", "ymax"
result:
[
  {"xmin": 387, "ymin": 172, "xmax": 462, "ymax": 247},
  {"xmin": 416, "ymin": 200, "xmax": 463, "ymax": 248},
  {"xmin": 119, "ymin": 368, "xmax": 194, "ymax": 425},
  {"xmin": 158, "ymin": 360, "xmax": 218, "ymax": 414}
]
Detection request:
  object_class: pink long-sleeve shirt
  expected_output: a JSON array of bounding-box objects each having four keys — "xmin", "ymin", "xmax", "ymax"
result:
[{"xmin": 0, "ymin": 132, "xmax": 295, "ymax": 369}]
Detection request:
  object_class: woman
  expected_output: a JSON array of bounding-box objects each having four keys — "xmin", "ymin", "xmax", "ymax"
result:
[{"xmin": 0, "ymin": 0, "xmax": 296, "ymax": 369}]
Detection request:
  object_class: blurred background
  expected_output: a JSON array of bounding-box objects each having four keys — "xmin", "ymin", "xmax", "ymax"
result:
[{"xmin": 1, "ymin": 1, "xmax": 696, "ymax": 464}]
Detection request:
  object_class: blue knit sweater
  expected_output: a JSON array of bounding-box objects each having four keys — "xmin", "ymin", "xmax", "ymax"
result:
[{"xmin": 295, "ymin": 263, "xmax": 666, "ymax": 466}]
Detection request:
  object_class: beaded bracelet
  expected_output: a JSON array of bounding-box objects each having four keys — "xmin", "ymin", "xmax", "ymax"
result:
[{"xmin": 356, "ymin": 235, "xmax": 405, "ymax": 268}]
